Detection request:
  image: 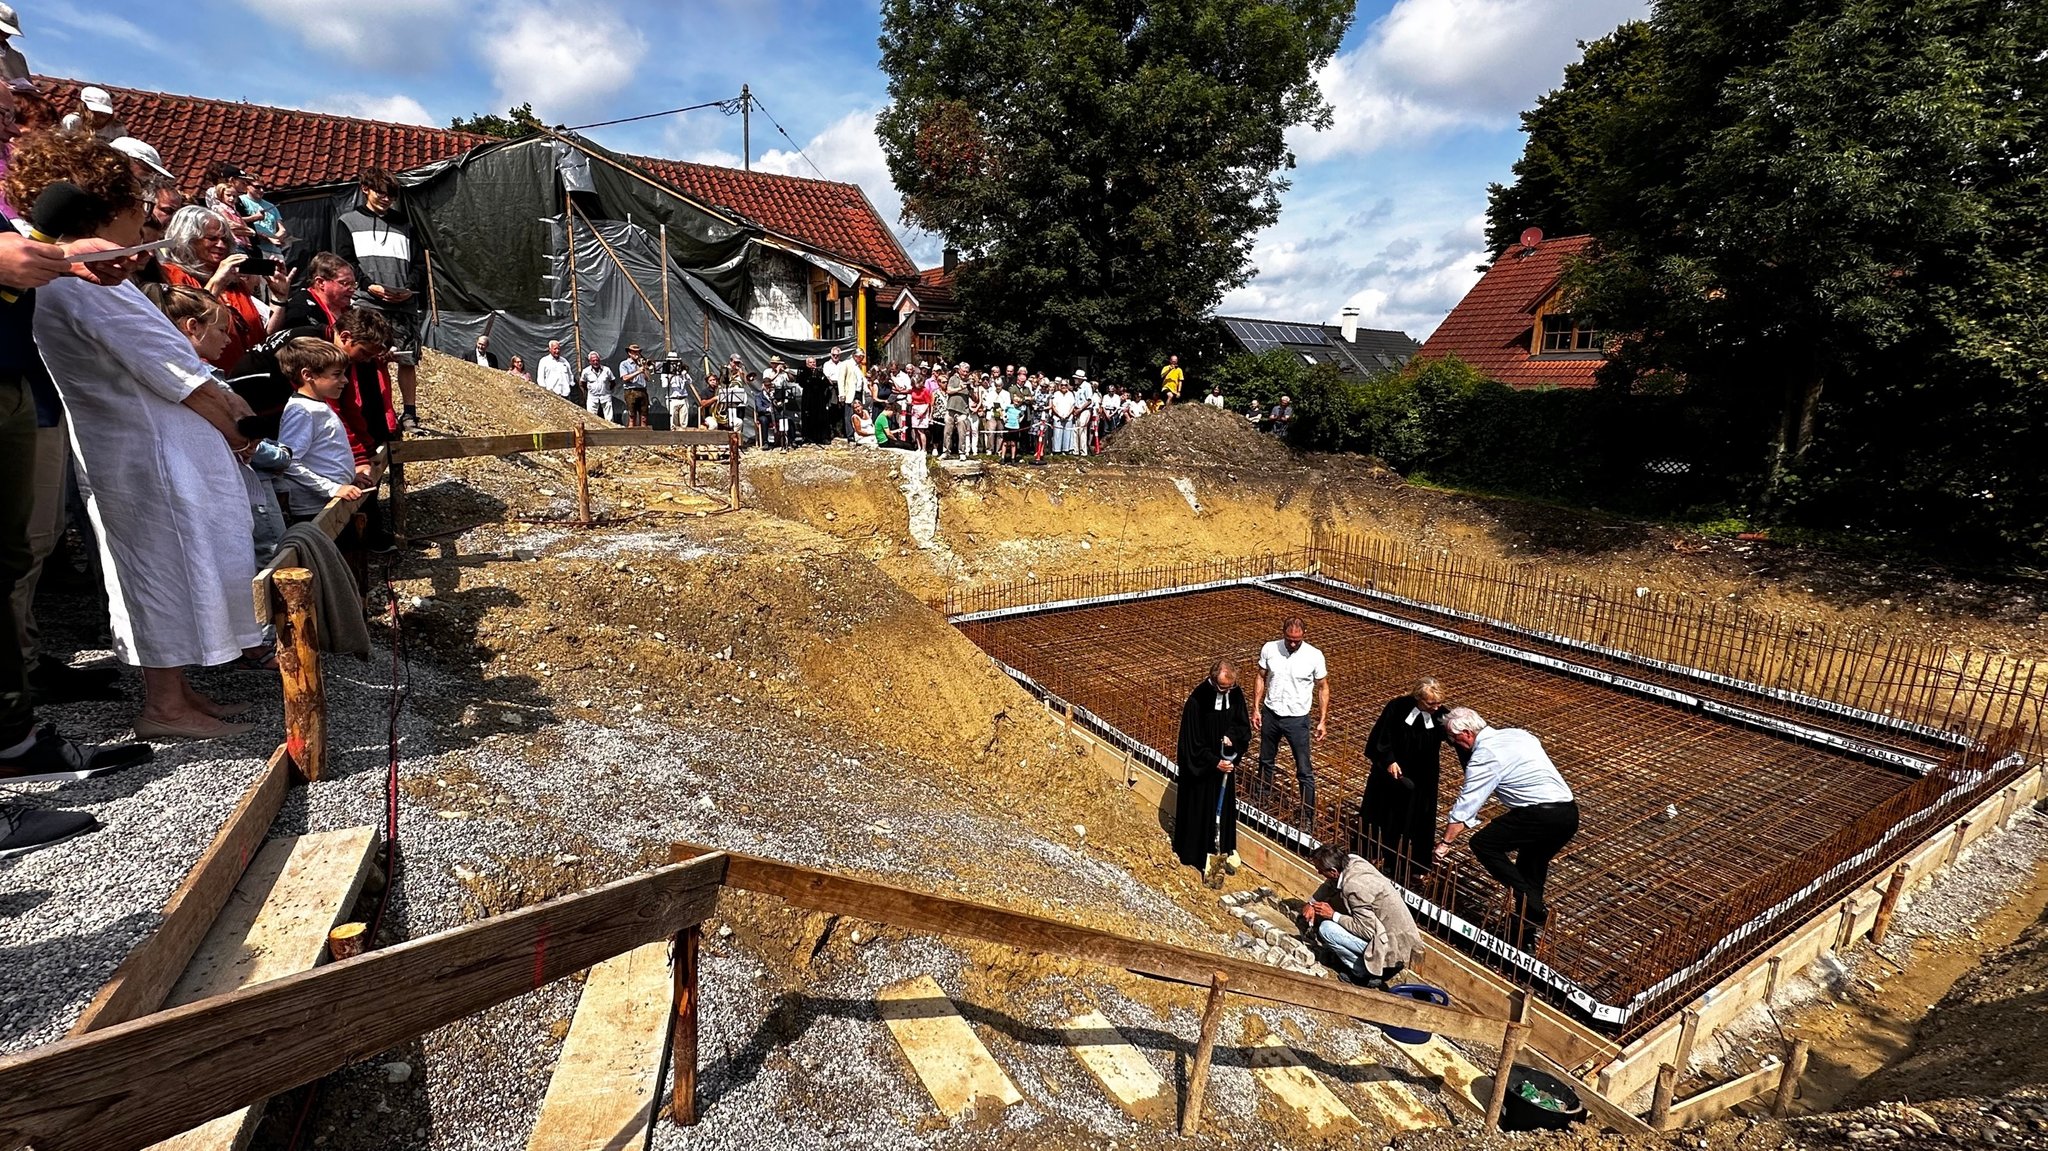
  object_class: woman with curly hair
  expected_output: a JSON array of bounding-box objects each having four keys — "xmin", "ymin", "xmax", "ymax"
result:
[{"xmin": 10, "ymin": 130, "xmax": 263, "ymax": 740}]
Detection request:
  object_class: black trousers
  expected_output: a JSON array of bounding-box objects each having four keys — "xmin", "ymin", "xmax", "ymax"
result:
[
  {"xmin": 0, "ymin": 377, "xmax": 35, "ymax": 746},
  {"xmin": 1469, "ymin": 800, "xmax": 1578, "ymax": 936}
]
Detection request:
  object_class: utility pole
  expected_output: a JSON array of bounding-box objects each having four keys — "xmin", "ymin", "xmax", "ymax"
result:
[{"xmin": 740, "ymin": 83, "xmax": 750, "ymax": 171}]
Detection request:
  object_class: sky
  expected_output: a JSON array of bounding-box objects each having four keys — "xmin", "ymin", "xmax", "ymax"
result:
[{"xmin": 29, "ymin": 0, "xmax": 1650, "ymax": 338}]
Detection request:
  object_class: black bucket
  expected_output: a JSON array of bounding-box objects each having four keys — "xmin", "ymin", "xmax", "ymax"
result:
[{"xmin": 1498, "ymin": 1064, "xmax": 1587, "ymax": 1132}]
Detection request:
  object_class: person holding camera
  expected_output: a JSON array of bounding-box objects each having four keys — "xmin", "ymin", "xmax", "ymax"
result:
[{"xmin": 160, "ymin": 205, "xmax": 290, "ymax": 370}]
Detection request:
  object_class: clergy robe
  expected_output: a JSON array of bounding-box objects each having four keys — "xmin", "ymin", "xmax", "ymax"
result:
[
  {"xmin": 34, "ymin": 278, "xmax": 262, "ymax": 668},
  {"xmin": 1357, "ymin": 695, "xmax": 1448, "ymax": 872},
  {"xmin": 1172, "ymin": 677, "xmax": 1252, "ymax": 868}
]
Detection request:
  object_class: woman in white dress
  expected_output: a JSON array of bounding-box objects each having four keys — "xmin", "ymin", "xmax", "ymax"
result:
[{"xmin": 10, "ymin": 132, "xmax": 262, "ymax": 740}]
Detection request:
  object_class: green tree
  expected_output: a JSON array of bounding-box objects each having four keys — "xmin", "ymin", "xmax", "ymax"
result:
[
  {"xmin": 450, "ymin": 103, "xmax": 545, "ymax": 138},
  {"xmin": 877, "ymin": 0, "xmax": 1355, "ymax": 383}
]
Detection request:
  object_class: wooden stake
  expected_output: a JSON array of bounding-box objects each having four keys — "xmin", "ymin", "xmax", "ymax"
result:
[
  {"xmin": 387, "ymin": 459, "xmax": 408, "ymax": 542},
  {"xmin": 273, "ymin": 568, "xmax": 326, "ymax": 783},
  {"xmin": 1484, "ymin": 991, "xmax": 1531, "ymax": 1132},
  {"xmin": 565, "ymin": 189, "xmax": 582, "ymax": 364},
  {"xmin": 1870, "ymin": 865, "xmax": 1909, "ymax": 947},
  {"xmin": 327, "ymin": 923, "xmax": 367, "ymax": 961},
  {"xmin": 1649, "ymin": 1062, "xmax": 1678, "ymax": 1130},
  {"xmin": 670, "ymin": 925, "xmax": 701, "ymax": 1126},
  {"xmin": 660, "ymin": 223, "xmax": 673, "ymax": 358},
  {"xmin": 1673, "ymin": 1007, "xmax": 1702, "ymax": 1071},
  {"xmin": 423, "ymin": 248, "xmax": 440, "ymax": 327},
  {"xmin": 1771, "ymin": 1040, "xmax": 1810, "ymax": 1117},
  {"xmin": 726, "ymin": 430, "xmax": 741, "ymax": 511},
  {"xmin": 573, "ymin": 424, "xmax": 592, "ymax": 525},
  {"xmin": 1180, "ymin": 972, "xmax": 1227, "ymax": 1137}
]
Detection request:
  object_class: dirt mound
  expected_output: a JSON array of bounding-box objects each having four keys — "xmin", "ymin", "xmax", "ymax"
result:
[{"xmin": 1098, "ymin": 401, "xmax": 1296, "ymax": 469}]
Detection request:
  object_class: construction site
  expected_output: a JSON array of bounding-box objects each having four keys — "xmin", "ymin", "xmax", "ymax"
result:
[{"xmin": 1, "ymin": 355, "xmax": 2045, "ymax": 1151}]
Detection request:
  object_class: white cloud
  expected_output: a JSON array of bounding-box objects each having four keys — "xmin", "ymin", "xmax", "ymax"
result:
[
  {"xmin": 40, "ymin": 0, "xmax": 165, "ymax": 53},
  {"xmin": 476, "ymin": 2, "xmax": 648, "ymax": 122},
  {"xmin": 1295, "ymin": 0, "xmax": 1649, "ymax": 160},
  {"xmin": 311, "ymin": 93, "xmax": 438, "ymax": 126},
  {"xmin": 237, "ymin": 0, "xmax": 467, "ymax": 69},
  {"xmin": 1221, "ymin": 199, "xmax": 1489, "ymax": 339}
]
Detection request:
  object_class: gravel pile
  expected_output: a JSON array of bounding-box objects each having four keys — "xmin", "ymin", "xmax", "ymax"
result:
[{"xmin": 1097, "ymin": 402, "xmax": 1295, "ymax": 469}]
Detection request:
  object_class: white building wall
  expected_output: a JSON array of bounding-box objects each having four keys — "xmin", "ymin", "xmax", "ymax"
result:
[{"xmin": 746, "ymin": 247, "xmax": 813, "ymax": 339}]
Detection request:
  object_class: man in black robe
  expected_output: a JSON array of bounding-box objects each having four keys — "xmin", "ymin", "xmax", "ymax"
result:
[
  {"xmin": 1172, "ymin": 659, "xmax": 1252, "ymax": 881},
  {"xmin": 1357, "ymin": 676, "xmax": 1449, "ymax": 879},
  {"xmin": 798, "ymin": 356, "xmax": 833, "ymax": 445}
]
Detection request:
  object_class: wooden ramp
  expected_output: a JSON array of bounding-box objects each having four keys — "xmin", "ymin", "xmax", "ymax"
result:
[
  {"xmin": 1246, "ymin": 1037, "xmax": 1358, "ymax": 1131},
  {"xmin": 1061, "ymin": 1010, "xmax": 1171, "ymax": 1123},
  {"xmin": 1344, "ymin": 1049, "xmax": 1447, "ymax": 1133},
  {"xmin": 876, "ymin": 975, "xmax": 1023, "ymax": 1119},
  {"xmin": 148, "ymin": 828, "xmax": 380, "ymax": 1151},
  {"xmin": 527, "ymin": 941, "xmax": 674, "ymax": 1151},
  {"xmin": 1390, "ymin": 1034, "xmax": 1489, "ymax": 1118}
]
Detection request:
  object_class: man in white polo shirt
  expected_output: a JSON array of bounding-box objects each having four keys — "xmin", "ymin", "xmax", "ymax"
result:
[
  {"xmin": 1252, "ymin": 615, "xmax": 1328, "ymax": 822},
  {"xmin": 1436, "ymin": 706, "xmax": 1578, "ymax": 948}
]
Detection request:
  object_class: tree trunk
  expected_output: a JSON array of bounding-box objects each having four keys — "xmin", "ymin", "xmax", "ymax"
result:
[{"xmin": 1763, "ymin": 373, "xmax": 1824, "ymax": 508}]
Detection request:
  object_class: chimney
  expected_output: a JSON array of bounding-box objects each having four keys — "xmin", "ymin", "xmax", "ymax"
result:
[
  {"xmin": 1340, "ymin": 306, "xmax": 1360, "ymax": 343},
  {"xmin": 942, "ymin": 247, "xmax": 958, "ymax": 274}
]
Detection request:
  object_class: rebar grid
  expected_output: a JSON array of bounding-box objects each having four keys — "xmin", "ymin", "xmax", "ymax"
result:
[{"xmin": 958, "ymin": 584, "xmax": 1942, "ymax": 1026}]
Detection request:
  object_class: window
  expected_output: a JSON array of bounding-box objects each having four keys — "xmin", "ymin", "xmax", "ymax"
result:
[
  {"xmin": 1539, "ymin": 313, "xmax": 1605, "ymax": 354},
  {"xmin": 815, "ymin": 289, "xmax": 853, "ymax": 343}
]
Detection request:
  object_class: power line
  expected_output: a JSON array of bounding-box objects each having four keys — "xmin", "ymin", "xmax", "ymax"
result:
[
  {"xmin": 746, "ymin": 93, "xmax": 829, "ymax": 180},
  {"xmin": 566, "ymin": 96, "xmax": 744, "ymax": 132}
]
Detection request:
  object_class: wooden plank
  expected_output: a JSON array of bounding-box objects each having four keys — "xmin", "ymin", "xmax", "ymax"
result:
[
  {"xmin": 1390, "ymin": 1035, "xmax": 1487, "ymax": 1117},
  {"xmin": 147, "ymin": 829, "xmax": 378, "ymax": 1151},
  {"xmin": 70, "ymin": 749, "xmax": 293, "ymax": 1036},
  {"xmin": 674, "ymin": 845, "xmax": 1511, "ymax": 1047},
  {"xmin": 1664, "ymin": 1058, "xmax": 1782, "ymax": 1129},
  {"xmin": 0, "ymin": 857, "xmax": 728, "ymax": 1151},
  {"xmin": 1341, "ymin": 1050, "xmax": 1444, "ymax": 1133},
  {"xmin": 527, "ymin": 941, "xmax": 674, "ymax": 1151},
  {"xmin": 1061, "ymin": 1011, "xmax": 1169, "ymax": 1123},
  {"xmin": 875, "ymin": 975, "xmax": 1023, "ymax": 1119},
  {"xmin": 1246, "ymin": 1038, "xmax": 1358, "ymax": 1131},
  {"xmin": 386, "ymin": 427, "xmax": 730, "ymax": 464}
]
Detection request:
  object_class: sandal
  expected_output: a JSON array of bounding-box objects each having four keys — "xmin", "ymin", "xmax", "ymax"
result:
[{"xmin": 230, "ymin": 645, "xmax": 278, "ymax": 672}]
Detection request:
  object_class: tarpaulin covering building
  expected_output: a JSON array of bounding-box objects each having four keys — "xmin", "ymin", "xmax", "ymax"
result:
[{"xmin": 276, "ymin": 132, "xmax": 863, "ymax": 375}]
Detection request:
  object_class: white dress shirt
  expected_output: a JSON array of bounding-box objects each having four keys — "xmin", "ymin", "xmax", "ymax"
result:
[
  {"xmin": 1257, "ymin": 639, "xmax": 1327, "ymax": 717},
  {"xmin": 1449, "ymin": 726, "xmax": 1574, "ymax": 825},
  {"xmin": 536, "ymin": 353, "xmax": 573, "ymax": 397}
]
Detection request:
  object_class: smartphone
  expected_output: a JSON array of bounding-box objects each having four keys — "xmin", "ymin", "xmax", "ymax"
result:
[{"xmin": 240, "ymin": 255, "xmax": 277, "ymax": 276}]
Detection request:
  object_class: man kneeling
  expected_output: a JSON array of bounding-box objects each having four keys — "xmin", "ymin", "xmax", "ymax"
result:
[{"xmin": 1300, "ymin": 843, "xmax": 1421, "ymax": 988}]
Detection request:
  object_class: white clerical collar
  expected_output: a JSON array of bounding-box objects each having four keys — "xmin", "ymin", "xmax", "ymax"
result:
[{"xmin": 1406, "ymin": 707, "xmax": 1434, "ymax": 729}]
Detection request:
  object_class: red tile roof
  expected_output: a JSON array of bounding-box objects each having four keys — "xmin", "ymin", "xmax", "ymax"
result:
[
  {"xmin": 36, "ymin": 75, "xmax": 915, "ymax": 280},
  {"xmin": 1416, "ymin": 233, "xmax": 1602, "ymax": 388},
  {"xmin": 905, "ymin": 262, "xmax": 958, "ymax": 309},
  {"xmin": 635, "ymin": 157, "xmax": 917, "ymax": 280}
]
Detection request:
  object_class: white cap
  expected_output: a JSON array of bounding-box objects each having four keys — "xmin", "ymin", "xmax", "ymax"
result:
[
  {"xmin": 1073, "ymin": 369, "xmax": 1087, "ymax": 378},
  {"xmin": 109, "ymin": 137, "xmax": 173, "ymax": 180},
  {"xmin": 0, "ymin": 5, "xmax": 21, "ymax": 37},
  {"xmin": 81, "ymin": 86, "xmax": 114, "ymax": 114}
]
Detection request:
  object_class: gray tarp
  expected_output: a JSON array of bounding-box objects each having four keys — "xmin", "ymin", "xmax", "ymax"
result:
[{"xmin": 275, "ymin": 131, "xmax": 842, "ymax": 374}]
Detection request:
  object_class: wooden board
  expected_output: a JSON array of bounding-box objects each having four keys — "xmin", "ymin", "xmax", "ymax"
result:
[
  {"xmin": 1663, "ymin": 1059, "xmax": 1782, "ymax": 1130},
  {"xmin": 1061, "ymin": 1011, "xmax": 1169, "ymax": 1122},
  {"xmin": 70, "ymin": 748, "xmax": 292, "ymax": 1035},
  {"xmin": 527, "ymin": 941, "xmax": 674, "ymax": 1151},
  {"xmin": 1246, "ymin": 1038, "xmax": 1358, "ymax": 1131},
  {"xmin": 387, "ymin": 427, "xmax": 730, "ymax": 464},
  {"xmin": 1342, "ymin": 1050, "xmax": 1445, "ymax": 1133},
  {"xmin": 1391, "ymin": 1035, "xmax": 1488, "ymax": 1117},
  {"xmin": 676, "ymin": 845, "xmax": 1511, "ymax": 1047},
  {"xmin": 0, "ymin": 856, "xmax": 728, "ymax": 1151},
  {"xmin": 1520, "ymin": 1047, "xmax": 1658, "ymax": 1138},
  {"xmin": 876, "ymin": 975, "xmax": 1023, "ymax": 1119},
  {"xmin": 149, "ymin": 828, "xmax": 380, "ymax": 1151}
]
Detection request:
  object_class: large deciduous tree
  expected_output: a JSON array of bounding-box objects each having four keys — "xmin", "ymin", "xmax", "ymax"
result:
[
  {"xmin": 1488, "ymin": 0, "xmax": 2048, "ymax": 553},
  {"xmin": 878, "ymin": 0, "xmax": 1354, "ymax": 380}
]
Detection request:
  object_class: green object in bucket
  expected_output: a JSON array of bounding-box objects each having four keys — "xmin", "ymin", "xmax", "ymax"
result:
[{"xmin": 1517, "ymin": 1079, "xmax": 1570, "ymax": 1112}]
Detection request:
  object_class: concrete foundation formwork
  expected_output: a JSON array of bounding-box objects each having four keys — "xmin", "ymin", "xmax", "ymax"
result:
[{"xmin": 956, "ymin": 575, "xmax": 2027, "ymax": 1038}]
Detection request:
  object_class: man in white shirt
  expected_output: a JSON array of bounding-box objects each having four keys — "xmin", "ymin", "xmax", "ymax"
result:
[
  {"xmin": 1204, "ymin": 387, "xmax": 1226, "ymax": 408},
  {"xmin": 823, "ymin": 346, "xmax": 863, "ymax": 440},
  {"xmin": 536, "ymin": 340, "xmax": 573, "ymax": 399},
  {"xmin": 1252, "ymin": 615, "xmax": 1329, "ymax": 821},
  {"xmin": 662, "ymin": 359, "xmax": 696, "ymax": 428},
  {"xmin": 579, "ymin": 352, "xmax": 617, "ymax": 423},
  {"xmin": 1436, "ymin": 707, "xmax": 1578, "ymax": 947},
  {"xmin": 471, "ymin": 335, "xmax": 500, "ymax": 370}
]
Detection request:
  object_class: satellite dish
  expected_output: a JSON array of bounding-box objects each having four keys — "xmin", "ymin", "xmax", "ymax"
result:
[{"xmin": 1519, "ymin": 227, "xmax": 1544, "ymax": 249}]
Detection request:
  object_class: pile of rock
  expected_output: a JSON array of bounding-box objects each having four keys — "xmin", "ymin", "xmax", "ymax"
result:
[{"xmin": 1220, "ymin": 888, "xmax": 1323, "ymax": 976}]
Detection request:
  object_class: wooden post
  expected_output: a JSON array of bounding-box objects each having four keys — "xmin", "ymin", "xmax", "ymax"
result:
[
  {"xmin": 565, "ymin": 190, "xmax": 582, "ymax": 364},
  {"xmin": 424, "ymin": 249, "xmax": 440, "ymax": 326},
  {"xmin": 689, "ymin": 446, "xmax": 700, "ymax": 488},
  {"xmin": 670, "ymin": 925, "xmax": 701, "ymax": 1126},
  {"xmin": 387, "ymin": 459, "xmax": 408, "ymax": 543},
  {"xmin": 1180, "ymin": 972, "xmax": 1227, "ymax": 1137},
  {"xmin": 568, "ymin": 199, "xmax": 665, "ymax": 328},
  {"xmin": 574, "ymin": 424, "xmax": 592, "ymax": 525},
  {"xmin": 660, "ymin": 223, "xmax": 673, "ymax": 358},
  {"xmin": 1484, "ymin": 991, "xmax": 1532, "ymax": 1131},
  {"xmin": 726, "ymin": 430, "xmax": 741, "ymax": 511},
  {"xmin": 1870, "ymin": 865, "xmax": 1909, "ymax": 946},
  {"xmin": 1649, "ymin": 1062, "xmax": 1678, "ymax": 1130},
  {"xmin": 273, "ymin": 568, "xmax": 326, "ymax": 784},
  {"xmin": 327, "ymin": 923, "xmax": 367, "ymax": 961},
  {"xmin": 1673, "ymin": 1007, "xmax": 1703, "ymax": 1071},
  {"xmin": 1764, "ymin": 955, "xmax": 1785, "ymax": 1002},
  {"xmin": 1771, "ymin": 1040, "xmax": 1810, "ymax": 1117},
  {"xmin": 1945, "ymin": 820, "xmax": 1971, "ymax": 869}
]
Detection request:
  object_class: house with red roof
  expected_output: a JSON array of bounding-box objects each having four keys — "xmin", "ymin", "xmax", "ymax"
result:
[
  {"xmin": 40, "ymin": 76, "xmax": 916, "ymax": 357},
  {"xmin": 1414, "ymin": 232, "xmax": 1607, "ymax": 388}
]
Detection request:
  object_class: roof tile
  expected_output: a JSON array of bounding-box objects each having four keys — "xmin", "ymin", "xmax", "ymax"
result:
[{"xmin": 1416, "ymin": 234, "xmax": 1602, "ymax": 388}]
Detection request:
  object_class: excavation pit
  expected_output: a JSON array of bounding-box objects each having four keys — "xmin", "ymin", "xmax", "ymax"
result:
[{"xmin": 957, "ymin": 573, "xmax": 2024, "ymax": 1037}]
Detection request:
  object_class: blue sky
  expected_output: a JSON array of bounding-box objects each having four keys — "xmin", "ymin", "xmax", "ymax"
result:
[{"xmin": 31, "ymin": 0, "xmax": 1647, "ymax": 337}]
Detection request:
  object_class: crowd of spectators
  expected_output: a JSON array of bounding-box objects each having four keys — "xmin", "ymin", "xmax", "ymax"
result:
[{"xmin": 0, "ymin": 36, "xmax": 417, "ymax": 858}]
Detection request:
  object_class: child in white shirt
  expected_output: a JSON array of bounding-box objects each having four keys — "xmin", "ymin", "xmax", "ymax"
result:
[{"xmin": 275, "ymin": 338, "xmax": 365, "ymax": 520}]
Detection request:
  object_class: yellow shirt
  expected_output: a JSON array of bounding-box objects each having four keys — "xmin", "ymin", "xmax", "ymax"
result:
[{"xmin": 1161, "ymin": 364, "xmax": 1184, "ymax": 395}]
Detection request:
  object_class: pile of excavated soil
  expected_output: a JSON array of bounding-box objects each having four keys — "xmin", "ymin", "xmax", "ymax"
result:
[{"xmin": 1097, "ymin": 402, "xmax": 1298, "ymax": 469}]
